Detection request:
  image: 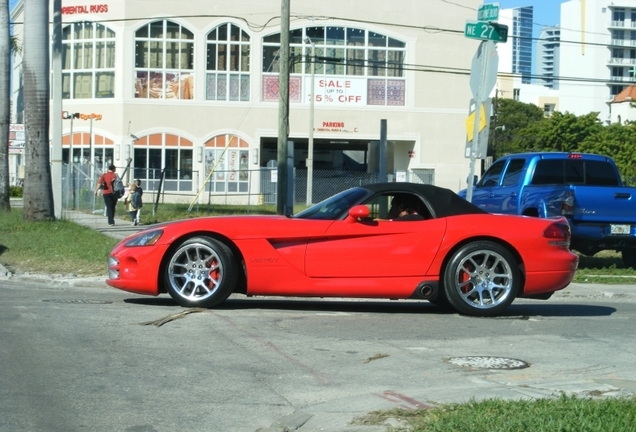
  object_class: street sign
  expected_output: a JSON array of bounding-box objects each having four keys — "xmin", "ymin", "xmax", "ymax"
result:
[
  {"xmin": 464, "ymin": 20, "xmax": 508, "ymax": 43},
  {"xmin": 469, "ymin": 40, "xmax": 499, "ymax": 101},
  {"xmin": 465, "ymin": 99, "xmax": 492, "ymax": 160},
  {"xmin": 465, "ymin": 103, "xmax": 487, "ymax": 142},
  {"xmin": 477, "ymin": 3, "xmax": 500, "ymax": 21}
]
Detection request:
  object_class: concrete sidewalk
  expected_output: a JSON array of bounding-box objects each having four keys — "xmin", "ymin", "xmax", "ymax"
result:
[{"xmin": 62, "ymin": 208, "xmax": 149, "ymax": 240}]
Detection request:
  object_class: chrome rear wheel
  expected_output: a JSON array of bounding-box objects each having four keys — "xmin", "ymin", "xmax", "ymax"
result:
[{"xmin": 443, "ymin": 241, "xmax": 520, "ymax": 317}]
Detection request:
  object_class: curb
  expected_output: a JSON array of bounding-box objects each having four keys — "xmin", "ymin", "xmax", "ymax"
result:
[{"xmin": 0, "ymin": 263, "xmax": 11, "ymax": 278}]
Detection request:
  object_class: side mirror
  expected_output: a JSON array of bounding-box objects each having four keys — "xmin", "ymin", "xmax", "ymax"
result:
[
  {"xmin": 467, "ymin": 175, "xmax": 478, "ymax": 186},
  {"xmin": 346, "ymin": 205, "xmax": 370, "ymax": 222}
]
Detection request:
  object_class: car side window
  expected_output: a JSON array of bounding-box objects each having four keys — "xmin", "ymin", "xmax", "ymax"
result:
[
  {"xmin": 478, "ymin": 160, "xmax": 506, "ymax": 187},
  {"xmin": 364, "ymin": 193, "xmax": 431, "ymax": 220}
]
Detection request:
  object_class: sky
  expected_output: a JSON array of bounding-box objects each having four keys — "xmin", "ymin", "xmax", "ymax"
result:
[{"xmin": 497, "ymin": 0, "xmax": 567, "ymax": 38}]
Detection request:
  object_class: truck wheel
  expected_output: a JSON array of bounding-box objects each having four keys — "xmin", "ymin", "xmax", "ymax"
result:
[
  {"xmin": 443, "ymin": 241, "xmax": 520, "ymax": 317},
  {"xmin": 622, "ymin": 250, "xmax": 636, "ymax": 269}
]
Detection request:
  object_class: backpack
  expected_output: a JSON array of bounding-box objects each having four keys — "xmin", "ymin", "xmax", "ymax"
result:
[
  {"xmin": 111, "ymin": 175, "xmax": 125, "ymax": 200},
  {"xmin": 131, "ymin": 188, "xmax": 143, "ymax": 209}
]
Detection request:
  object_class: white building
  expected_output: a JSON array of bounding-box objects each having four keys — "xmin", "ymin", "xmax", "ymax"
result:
[
  {"xmin": 559, "ymin": 0, "xmax": 636, "ymax": 123},
  {"xmin": 9, "ymin": 0, "xmax": 483, "ymax": 201}
]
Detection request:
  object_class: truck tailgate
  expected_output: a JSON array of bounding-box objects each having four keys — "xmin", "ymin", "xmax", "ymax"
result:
[{"xmin": 573, "ymin": 186, "xmax": 636, "ymax": 223}]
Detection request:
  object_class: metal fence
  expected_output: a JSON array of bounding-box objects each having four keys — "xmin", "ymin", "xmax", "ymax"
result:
[{"xmin": 61, "ymin": 163, "xmax": 435, "ymax": 214}]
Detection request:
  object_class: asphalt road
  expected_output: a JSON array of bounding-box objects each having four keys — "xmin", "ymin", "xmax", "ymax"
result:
[{"xmin": 1, "ymin": 277, "xmax": 636, "ymax": 432}]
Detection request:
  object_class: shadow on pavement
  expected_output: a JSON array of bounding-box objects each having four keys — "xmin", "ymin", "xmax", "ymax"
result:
[{"xmin": 122, "ymin": 296, "xmax": 616, "ymax": 317}]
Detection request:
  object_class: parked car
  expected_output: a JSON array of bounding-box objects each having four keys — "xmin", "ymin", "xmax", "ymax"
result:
[
  {"xmin": 106, "ymin": 183, "xmax": 578, "ymax": 317},
  {"xmin": 459, "ymin": 152, "xmax": 636, "ymax": 267}
]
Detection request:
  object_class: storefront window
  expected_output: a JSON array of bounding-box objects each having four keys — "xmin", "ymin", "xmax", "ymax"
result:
[
  {"xmin": 132, "ymin": 134, "xmax": 194, "ymax": 191},
  {"xmin": 61, "ymin": 22, "xmax": 115, "ymax": 99},
  {"xmin": 204, "ymin": 135, "xmax": 250, "ymax": 193},
  {"xmin": 134, "ymin": 20, "xmax": 195, "ymax": 99}
]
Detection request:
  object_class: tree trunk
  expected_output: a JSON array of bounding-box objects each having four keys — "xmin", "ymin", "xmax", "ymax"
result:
[
  {"xmin": 23, "ymin": 0, "xmax": 54, "ymax": 221},
  {"xmin": 0, "ymin": 0, "xmax": 10, "ymax": 212}
]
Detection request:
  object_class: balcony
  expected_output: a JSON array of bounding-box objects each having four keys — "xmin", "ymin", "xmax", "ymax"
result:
[
  {"xmin": 610, "ymin": 76, "xmax": 633, "ymax": 82},
  {"xmin": 609, "ymin": 20, "xmax": 627, "ymax": 28},
  {"xmin": 609, "ymin": 38, "xmax": 636, "ymax": 47},
  {"xmin": 608, "ymin": 57, "xmax": 636, "ymax": 65}
]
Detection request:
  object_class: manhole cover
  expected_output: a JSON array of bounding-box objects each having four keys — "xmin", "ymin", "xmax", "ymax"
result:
[
  {"xmin": 42, "ymin": 299, "xmax": 113, "ymax": 305},
  {"xmin": 448, "ymin": 356, "xmax": 529, "ymax": 370}
]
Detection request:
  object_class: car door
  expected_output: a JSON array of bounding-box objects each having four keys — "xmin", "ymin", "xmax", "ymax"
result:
[
  {"xmin": 489, "ymin": 158, "xmax": 526, "ymax": 214},
  {"xmin": 304, "ymin": 216, "xmax": 447, "ymax": 278},
  {"xmin": 471, "ymin": 158, "xmax": 526, "ymax": 214},
  {"xmin": 471, "ymin": 159, "xmax": 506, "ymax": 211}
]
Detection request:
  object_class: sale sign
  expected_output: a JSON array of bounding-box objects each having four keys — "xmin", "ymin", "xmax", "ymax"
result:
[{"xmin": 305, "ymin": 77, "xmax": 367, "ymax": 106}]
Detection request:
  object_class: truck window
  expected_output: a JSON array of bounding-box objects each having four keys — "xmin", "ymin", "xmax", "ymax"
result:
[
  {"xmin": 531, "ymin": 160, "xmax": 563, "ymax": 184},
  {"xmin": 531, "ymin": 159, "xmax": 620, "ymax": 186},
  {"xmin": 502, "ymin": 159, "xmax": 526, "ymax": 186},
  {"xmin": 564, "ymin": 160, "xmax": 585, "ymax": 184},
  {"xmin": 478, "ymin": 160, "xmax": 506, "ymax": 187},
  {"xmin": 585, "ymin": 161, "xmax": 619, "ymax": 186}
]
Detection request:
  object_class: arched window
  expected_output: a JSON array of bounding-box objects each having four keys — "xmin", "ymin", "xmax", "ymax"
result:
[
  {"xmin": 62, "ymin": 131, "xmax": 114, "ymax": 174},
  {"xmin": 206, "ymin": 23, "xmax": 251, "ymax": 101},
  {"xmin": 262, "ymin": 26, "xmax": 406, "ymax": 106},
  {"xmin": 204, "ymin": 135, "xmax": 250, "ymax": 193},
  {"xmin": 134, "ymin": 20, "xmax": 195, "ymax": 99},
  {"xmin": 61, "ymin": 22, "xmax": 115, "ymax": 99}
]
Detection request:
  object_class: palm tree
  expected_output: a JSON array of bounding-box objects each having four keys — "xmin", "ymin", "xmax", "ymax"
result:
[
  {"xmin": 22, "ymin": 0, "xmax": 54, "ymax": 220},
  {"xmin": 0, "ymin": 0, "xmax": 11, "ymax": 212}
]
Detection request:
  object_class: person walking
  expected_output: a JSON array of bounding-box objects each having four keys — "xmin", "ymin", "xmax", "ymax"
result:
[
  {"xmin": 94, "ymin": 164, "xmax": 118, "ymax": 226},
  {"xmin": 124, "ymin": 182, "xmax": 137, "ymax": 225},
  {"xmin": 125, "ymin": 180, "xmax": 143, "ymax": 226}
]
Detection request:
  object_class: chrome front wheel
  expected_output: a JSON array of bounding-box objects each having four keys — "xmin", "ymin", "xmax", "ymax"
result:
[{"xmin": 164, "ymin": 237, "xmax": 237, "ymax": 308}]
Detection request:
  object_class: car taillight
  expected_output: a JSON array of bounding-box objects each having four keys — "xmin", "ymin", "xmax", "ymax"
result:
[
  {"xmin": 561, "ymin": 190, "xmax": 574, "ymax": 216},
  {"xmin": 543, "ymin": 221, "xmax": 571, "ymax": 248}
]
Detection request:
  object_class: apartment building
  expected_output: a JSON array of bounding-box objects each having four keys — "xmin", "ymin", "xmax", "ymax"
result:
[
  {"xmin": 536, "ymin": 25, "xmax": 560, "ymax": 90},
  {"xmin": 559, "ymin": 0, "xmax": 636, "ymax": 123},
  {"xmin": 497, "ymin": 6, "xmax": 534, "ymax": 84}
]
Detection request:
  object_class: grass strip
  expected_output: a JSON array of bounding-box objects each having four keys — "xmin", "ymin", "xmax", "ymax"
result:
[
  {"xmin": 0, "ymin": 209, "xmax": 119, "ymax": 275},
  {"xmin": 354, "ymin": 394, "xmax": 636, "ymax": 432}
]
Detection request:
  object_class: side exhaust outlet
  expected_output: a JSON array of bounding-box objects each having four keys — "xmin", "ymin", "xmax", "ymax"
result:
[{"xmin": 415, "ymin": 282, "xmax": 438, "ymax": 300}]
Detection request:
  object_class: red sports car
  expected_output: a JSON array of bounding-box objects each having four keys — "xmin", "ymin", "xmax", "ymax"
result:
[{"xmin": 106, "ymin": 183, "xmax": 578, "ymax": 317}]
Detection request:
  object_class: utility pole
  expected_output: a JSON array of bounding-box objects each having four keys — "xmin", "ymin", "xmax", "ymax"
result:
[
  {"xmin": 51, "ymin": 0, "xmax": 62, "ymax": 218},
  {"xmin": 276, "ymin": 0, "xmax": 290, "ymax": 215},
  {"xmin": 305, "ymin": 38, "xmax": 315, "ymax": 206}
]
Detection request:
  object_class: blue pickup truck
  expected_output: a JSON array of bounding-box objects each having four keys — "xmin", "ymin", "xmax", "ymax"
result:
[{"xmin": 459, "ymin": 152, "xmax": 636, "ymax": 267}]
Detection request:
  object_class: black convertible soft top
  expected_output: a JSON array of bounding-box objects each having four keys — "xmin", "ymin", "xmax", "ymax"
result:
[{"xmin": 361, "ymin": 183, "xmax": 487, "ymax": 218}]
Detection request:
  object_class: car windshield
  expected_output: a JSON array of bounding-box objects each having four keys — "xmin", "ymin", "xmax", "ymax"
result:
[{"xmin": 294, "ymin": 187, "xmax": 369, "ymax": 220}]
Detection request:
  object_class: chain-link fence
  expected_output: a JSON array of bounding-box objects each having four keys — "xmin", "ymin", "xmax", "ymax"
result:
[{"xmin": 62, "ymin": 163, "xmax": 435, "ymax": 216}]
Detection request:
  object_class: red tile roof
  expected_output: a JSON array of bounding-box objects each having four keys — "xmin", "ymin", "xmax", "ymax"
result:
[{"xmin": 612, "ymin": 85, "xmax": 636, "ymax": 103}]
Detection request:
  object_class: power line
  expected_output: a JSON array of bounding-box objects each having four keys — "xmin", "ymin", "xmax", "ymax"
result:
[
  {"xmin": 10, "ymin": 11, "xmax": 630, "ymax": 90},
  {"xmin": 11, "ymin": 11, "xmax": 618, "ymax": 50}
]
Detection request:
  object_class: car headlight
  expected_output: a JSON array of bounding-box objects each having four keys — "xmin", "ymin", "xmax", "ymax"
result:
[{"xmin": 125, "ymin": 229, "xmax": 164, "ymax": 247}]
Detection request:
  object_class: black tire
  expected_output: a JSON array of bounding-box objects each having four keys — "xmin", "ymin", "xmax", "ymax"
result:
[
  {"xmin": 443, "ymin": 241, "xmax": 520, "ymax": 317},
  {"xmin": 164, "ymin": 237, "xmax": 238, "ymax": 308},
  {"xmin": 622, "ymin": 249, "xmax": 636, "ymax": 269}
]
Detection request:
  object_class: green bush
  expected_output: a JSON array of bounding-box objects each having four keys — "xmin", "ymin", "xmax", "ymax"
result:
[{"xmin": 9, "ymin": 186, "xmax": 23, "ymax": 197}]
